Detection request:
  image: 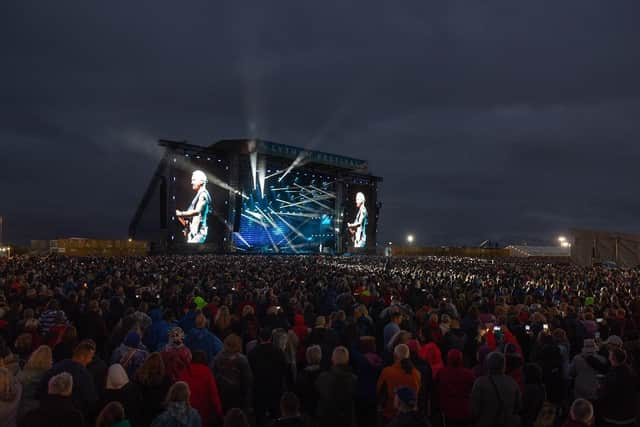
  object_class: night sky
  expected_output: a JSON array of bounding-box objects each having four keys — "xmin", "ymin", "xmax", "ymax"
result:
[{"xmin": 2, "ymin": 1, "xmax": 639, "ymax": 246}]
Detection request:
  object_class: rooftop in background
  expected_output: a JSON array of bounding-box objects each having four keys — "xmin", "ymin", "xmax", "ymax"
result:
[
  {"xmin": 506, "ymin": 245, "xmax": 571, "ymax": 258},
  {"xmin": 158, "ymin": 138, "xmax": 370, "ymax": 173}
]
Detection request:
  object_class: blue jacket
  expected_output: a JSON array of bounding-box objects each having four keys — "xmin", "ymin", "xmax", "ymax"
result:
[
  {"xmin": 178, "ymin": 310, "xmax": 198, "ymax": 334},
  {"xmin": 144, "ymin": 308, "xmax": 171, "ymax": 352},
  {"xmin": 184, "ymin": 327, "xmax": 223, "ymax": 363}
]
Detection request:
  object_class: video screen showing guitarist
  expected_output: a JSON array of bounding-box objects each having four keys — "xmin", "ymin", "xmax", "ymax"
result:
[
  {"xmin": 176, "ymin": 170, "xmax": 212, "ymax": 243},
  {"xmin": 347, "ymin": 192, "xmax": 368, "ymax": 249}
]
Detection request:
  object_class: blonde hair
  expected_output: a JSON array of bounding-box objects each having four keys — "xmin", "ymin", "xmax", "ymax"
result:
[
  {"xmin": 166, "ymin": 381, "xmax": 191, "ymax": 405},
  {"xmin": 136, "ymin": 353, "xmax": 166, "ymax": 386},
  {"xmin": 215, "ymin": 306, "xmax": 231, "ymax": 332},
  {"xmin": 24, "ymin": 345, "xmax": 53, "ymax": 371}
]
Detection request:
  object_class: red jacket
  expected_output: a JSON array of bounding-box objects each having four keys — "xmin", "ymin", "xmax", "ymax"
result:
[
  {"xmin": 179, "ymin": 363, "xmax": 223, "ymax": 427},
  {"xmin": 435, "ymin": 365, "xmax": 474, "ymax": 421},
  {"xmin": 292, "ymin": 314, "xmax": 309, "ymax": 363}
]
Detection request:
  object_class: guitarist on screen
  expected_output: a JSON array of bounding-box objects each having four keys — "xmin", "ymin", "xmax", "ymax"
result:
[
  {"xmin": 176, "ymin": 170, "xmax": 211, "ymax": 243},
  {"xmin": 347, "ymin": 192, "xmax": 368, "ymax": 249}
]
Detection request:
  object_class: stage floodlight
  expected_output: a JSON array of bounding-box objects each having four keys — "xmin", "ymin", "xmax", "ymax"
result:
[
  {"xmin": 558, "ymin": 236, "xmax": 566, "ymax": 243},
  {"xmin": 407, "ymin": 234, "xmax": 415, "ymax": 244}
]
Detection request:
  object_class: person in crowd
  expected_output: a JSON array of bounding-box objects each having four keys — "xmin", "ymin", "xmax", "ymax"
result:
[
  {"xmin": 520, "ymin": 363, "xmax": 546, "ymax": 427},
  {"xmin": 294, "ymin": 344, "xmax": 323, "ymax": 419},
  {"xmin": 211, "ymin": 333, "xmax": 253, "ymax": 414},
  {"xmin": 471, "ymin": 352, "xmax": 521, "ymax": 427},
  {"xmin": 472, "ymin": 345, "xmax": 492, "ymax": 378},
  {"xmin": 20, "ymin": 372, "xmax": 84, "ymax": 427},
  {"xmin": 53, "ymin": 326, "xmax": 78, "ymax": 363},
  {"xmin": 144, "ymin": 308, "xmax": 171, "ymax": 353},
  {"xmin": 184, "ymin": 314, "xmax": 223, "ymax": 364},
  {"xmin": 441, "ymin": 319, "xmax": 467, "ymax": 363},
  {"xmin": 79, "ymin": 300, "xmax": 108, "ymax": 356},
  {"xmin": 596, "ymin": 348, "xmax": 637, "ymax": 427},
  {"xmin": 407, "ymin": 339, "xmax": 433, "ymax": 418},
  {"xmin": 569, "ymin": 338, "xmax": 607, "ymax": 401},
  {"xmin": 151, "ymin": 381, "xmax": 201, "ymax": 427},
  {"xmin": 291, "ymin": 314, "xmax": 309, "ymax": 363},
  {"xmin": 178, "ymin": 350, "xmax": 223, "ymax": 427},
  {"xmin": 99, "ymin": 364, "xmax": 142, "ymax": 427},
  {"xmin": 0, "ymin": 367, "xmax": 22, "ymax": 427},
  {"xmin": 96, "ymin": 401, "xmax": 131, "ymax": 427},
  {"xmin": 562, "ymin": 399, "xmax": 594, "ymax": 427},
  {"xmin": 39, "ymin": 300, "xmax": 68, "ymax": 336},
  {"xmin": 161, "ymin": 327, "xmax": 192, "ymax": 382},
  {"xmin": 16, "ymin": 345, "xmax": 53, "ymax": 419},
  {"xmin": 272, "ymin": 392, "xmax": 305, "ymax": 427},
  {"xmin": 213, "ymin": 306, "xmax": 233, "ymax": 340},
  {"xmin": 315, "ymin": 346, "xmax": 357, "ymax": 427},
  {"xmin": 535, "ymin": 332, "xmax": 565, "ymax": 406},
  {"xmin": 306, "ymin": 315, "xmax": 338, "ymax": 369},
  {"xmin": 12, "ymin": 333, "xmax": 33, "ymax": 365},
  {"xmin": 435, "ymin": 349, "xmax": 474, "ymax": 427},
  {"xmin": 111, "ymin": 332, "xmax": 148, "ymax": 379},
  {"xmin": 384, "ymin": 312, "xmax": 403, "ymax": 351},
  {"xmin": 38, "ymin": 339, "xmax": 98, "ymax": 418},
  {"xmin": 248, "ymin": 328, "xmax": 288, "ymax": 426},
  {"xmin": 134, "ymin": 353, "xmax": 171, "ymax": 427},
  {"xmin": 223, "ymin": 408, "xmax": 250, "ymax": 427},
  {"xmin": 0, "ymin": 337, "xmax": 19, "ymax": 376},
  {"xmin": 387, "ymin": 386, "xmax": 428, "ymax": 427},
  {"xmin": 353, "ymin": 304, "xmax": 376, "ymax": 338},
  {"xmin": 377, "ymin": 343, "xmax": 421, "ymax": 422}
]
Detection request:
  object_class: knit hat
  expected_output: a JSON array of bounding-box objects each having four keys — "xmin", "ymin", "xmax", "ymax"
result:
[
  {"xmin": 124, "ymin": 332, "xmax": 141, "ymax": 348},
  {"xmin": 106, "ymin": 364, "xmax": 130, "ymax": 390},
  {"xmin": 396, "ymin": 386, "xmax": 417, "ymax": 406},
  {"xmin": 582, "ymin": 339, "xmax": 597, "ymax": 354},
  {"xmin": 193, "ymin": 296, "xmax": 207, "ymax": 310}
]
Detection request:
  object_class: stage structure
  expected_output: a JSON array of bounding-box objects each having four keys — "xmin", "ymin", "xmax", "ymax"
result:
[
  {"xmin": 129, "ymin": 139, "xmax": 382, "ymax": 254},
  {"xmin": 570, "ymin": 228, "xmax": 640, "ymax": 268}
]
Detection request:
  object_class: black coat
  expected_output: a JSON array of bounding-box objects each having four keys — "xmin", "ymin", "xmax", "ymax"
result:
[
  {"xmin": 248, "ymin": 343, "xmax": 287, "ymax": 399},
  {"xmin": 38, "ymin": 360, "xmax": 98, "ymax": 418},
  {"xmin": 315, "ymin": 365, "xmax": 357, "ymax": 427},
  {"xmin": 98, "ymin": 383, "xmax": 143, "ymax": 427},
  {"xmin": 19, "ymin": 395, "xmax": 85, "ymax": 427},
  {"xmin": 135, "ymin": 377, "xmax": 172, "ymax": 427}
]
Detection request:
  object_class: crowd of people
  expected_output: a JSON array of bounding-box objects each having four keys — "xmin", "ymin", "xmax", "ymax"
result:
[{"xmin": 0, "ymin": 254, "xmax": 639, "ymax": 427}]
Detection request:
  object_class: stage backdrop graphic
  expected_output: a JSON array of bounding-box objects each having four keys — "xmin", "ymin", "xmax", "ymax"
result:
[{"xmin": 232, "ymin": 166, "xmax": 336, "ymax": 253}]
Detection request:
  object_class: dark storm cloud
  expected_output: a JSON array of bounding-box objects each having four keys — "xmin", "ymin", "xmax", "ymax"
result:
[{"xmin": 1, "ymin": 0, "xmax": 639, "ymax": 245}]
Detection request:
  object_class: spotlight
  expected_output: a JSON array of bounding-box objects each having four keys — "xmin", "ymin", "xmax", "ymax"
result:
[
  {"xmin": 558, "ymin": 236, "xmax": 566, "ymax": 243},
  {"xmin": 406, "ymin": 234, "xmax": 415, "ymax": 244}
]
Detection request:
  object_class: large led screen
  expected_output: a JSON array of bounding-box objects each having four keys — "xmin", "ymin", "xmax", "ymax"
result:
[
  {"xmin": 343, "ymin": 184, "xmax": 375, "ymax": 251},
  {"xmin": 233, "ymin": 168, "xmax": 336, "ymax": 253},
  {"xmin": 171, "ymin": 156, "xmax": 230, "ymax": 249}
]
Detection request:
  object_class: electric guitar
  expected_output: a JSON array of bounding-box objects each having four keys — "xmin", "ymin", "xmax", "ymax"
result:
[{"xmin": 177, "ymin": 216, "xmax": 190, "ymax": 237}]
